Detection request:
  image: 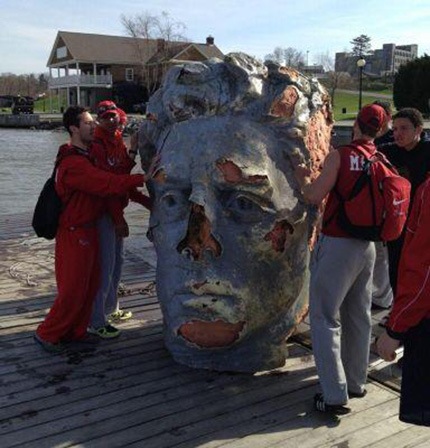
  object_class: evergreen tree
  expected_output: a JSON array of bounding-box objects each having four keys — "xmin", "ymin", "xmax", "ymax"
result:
[
  {"xmin": 393, "ymin": 55, "xmax": 430, "ymax": 114},
  {"xmin": 350, "ymin": 35, "xmax": 372, "ymax": 56}
]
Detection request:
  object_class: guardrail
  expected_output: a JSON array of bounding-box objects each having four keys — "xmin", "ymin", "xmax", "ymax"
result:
[
  {"xmin": 48, "ymin": 74, "xmax": 113, "ymax": 88},
  {"xmin": 0, "ymin": 114, "xmax": 40, "ymax": 128}
]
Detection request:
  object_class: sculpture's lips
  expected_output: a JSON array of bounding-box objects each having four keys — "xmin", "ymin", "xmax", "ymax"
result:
[{"xmin": 178, "ymin": 319, "xmax": 245, "ymax": 348}]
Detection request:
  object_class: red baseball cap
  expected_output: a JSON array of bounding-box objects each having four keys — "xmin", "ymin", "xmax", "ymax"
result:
[
  {"xmin": 357, "ymin": 104, "xmax": 386, "ymax": 132},
  {"xmin": 96, "ymin": 100, "xmax": 119, "ymax": 119}
]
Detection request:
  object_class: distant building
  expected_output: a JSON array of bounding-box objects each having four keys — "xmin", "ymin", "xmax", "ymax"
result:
[
  {"xmin": 335, "ymin": 43, "xmax": 418, "ymax": 77},
  {"xmin": 46, "ymin": 31, "xmax": 224, "ymax": 111},
  {"xmin": 301, "ymin": 64, "xmax": 325, "ymax": 78}
]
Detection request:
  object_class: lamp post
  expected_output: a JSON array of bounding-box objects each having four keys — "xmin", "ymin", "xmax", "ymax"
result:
[{"xmin": 356, "ymin": 57, "xmax": 366, "ymax": 111}]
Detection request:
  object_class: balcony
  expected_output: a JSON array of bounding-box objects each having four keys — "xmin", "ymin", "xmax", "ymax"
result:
[{"xmin": 48, "ymin": 74, "xmax": 113, "ymax": 89}]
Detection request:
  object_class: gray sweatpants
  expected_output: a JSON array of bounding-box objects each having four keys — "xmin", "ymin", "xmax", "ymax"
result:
[
  {"xmin": 90, "ymin": 214, "xmax": 124, "ymax": 329},
  {"xmin": 310, "ymin": 234, "xmax": 376, "ymax": 405},
  {"xmin": 372, "ymin": 242, "xmax": 393, "ymax": 308}
]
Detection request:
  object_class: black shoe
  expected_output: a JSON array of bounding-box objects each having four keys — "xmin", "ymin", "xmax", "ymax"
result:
[
  {"xmin": 33, "ymin": 333, "xmax": 65, "ymax": 354},
  {"xmin": 348, "ymin": 388, "xmax": 367, "ymax": 398},
  {"xmin": 314, "ymin": 393, "xmax": 351, "ymax": 415}
]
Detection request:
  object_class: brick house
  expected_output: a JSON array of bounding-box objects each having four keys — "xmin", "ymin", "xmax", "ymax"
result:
[{"xmin": 46, "ymin": 31, "xmax": 223, "ymax": 112}]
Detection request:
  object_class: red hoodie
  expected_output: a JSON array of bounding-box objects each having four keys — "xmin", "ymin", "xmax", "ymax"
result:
[{"xmin": 55, "ymin": 143, "xmax": 145, "ymax": 229}]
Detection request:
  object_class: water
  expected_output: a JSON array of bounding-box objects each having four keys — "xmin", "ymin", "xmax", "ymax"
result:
[{"xmin": 0, "ymin": 129, "xmax": 67, "ymax": 216}]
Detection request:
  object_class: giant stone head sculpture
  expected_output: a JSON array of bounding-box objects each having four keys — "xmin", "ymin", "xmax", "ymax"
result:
[{"xmin": 139, "ymin": 53, "xmax": 332, "ymax": 372}]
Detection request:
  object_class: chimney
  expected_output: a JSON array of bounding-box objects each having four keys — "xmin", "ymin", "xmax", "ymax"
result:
[
  {"xmin": 206, "ymin": 35, "xmax": 214, "ymax": 46},
  {"xmin": 157, "ymin": 38, "xmax": 166, "ymax": 52}
]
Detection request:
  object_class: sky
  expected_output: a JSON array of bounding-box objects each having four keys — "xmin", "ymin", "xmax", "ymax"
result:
[{"xmin": 1, "ymin": 0, "xmax": 430, "ymax": 75}]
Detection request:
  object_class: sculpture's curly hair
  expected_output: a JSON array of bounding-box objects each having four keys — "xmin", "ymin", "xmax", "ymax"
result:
[{"xmin": 138, "ymin": 52, "xmax": 333, "ymax": 177}]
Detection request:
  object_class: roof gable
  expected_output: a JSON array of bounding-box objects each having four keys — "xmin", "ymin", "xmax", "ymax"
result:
[
  {"xmin": 47, "ymin": 31, "xmax": 159, "ymax": 67},
  {"xmin": 47, "ymin": 31, "xmax": 224, "ymax": 68}
]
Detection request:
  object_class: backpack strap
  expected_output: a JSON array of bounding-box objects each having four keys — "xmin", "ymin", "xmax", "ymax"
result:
[{"xmin": 322, "ymin": 144, "xmax": 372, "ymax": 228}]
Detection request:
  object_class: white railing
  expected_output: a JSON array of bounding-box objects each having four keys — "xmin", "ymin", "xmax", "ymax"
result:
[{"xmin": 48, "ymin": 74, "xmax": 113, "ymax": 88}]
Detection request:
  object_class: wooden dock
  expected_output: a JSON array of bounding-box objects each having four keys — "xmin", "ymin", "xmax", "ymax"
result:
[{"xmin": 1, "ymin": 206, "xmax": 428, "ymax": 447}]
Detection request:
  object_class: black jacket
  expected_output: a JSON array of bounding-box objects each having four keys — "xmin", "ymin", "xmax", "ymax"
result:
[{"xmin": 379, "ymin": 132, "xmax": 430, "ymax": 198}]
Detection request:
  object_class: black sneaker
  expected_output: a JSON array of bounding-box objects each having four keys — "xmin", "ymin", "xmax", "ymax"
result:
[
  {"xmin": 33, "ymin": 333, "xmax": 65, "ymax": 354},
  {"xmin": 348, "ymin": 388, "xmax": 367, "ymax": 398},
  {"xmin": 314, "ymin": 393, "xmax": 351, "ymax": 415},
  {"xmin": 88, "ymin": 324, "xmax": 121, "ymax": 339}
]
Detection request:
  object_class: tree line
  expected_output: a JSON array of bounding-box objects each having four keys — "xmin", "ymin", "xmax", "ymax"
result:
[{"xmin": 0, "ymin": 73, "xmax": 48, "ymax": 98}]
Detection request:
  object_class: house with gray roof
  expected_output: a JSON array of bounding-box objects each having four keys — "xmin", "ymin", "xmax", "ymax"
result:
[{"xmin": 47, "ymin": 31, "xmax": 223, "ymax": 111}]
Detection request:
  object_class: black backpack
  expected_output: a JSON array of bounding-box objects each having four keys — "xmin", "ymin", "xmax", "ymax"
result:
[
  {"xmin": 32, "ymin": 148, "xmax": 87, "ymax": 239},
  {"xmin": 32, "ymin": 164, "xmax": 63, "ymax": 240}
]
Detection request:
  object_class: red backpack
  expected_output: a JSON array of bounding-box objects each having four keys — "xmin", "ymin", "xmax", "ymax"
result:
[{"xmin": 335, "ymin": 147, "xmax": 411, "ymax": 242}]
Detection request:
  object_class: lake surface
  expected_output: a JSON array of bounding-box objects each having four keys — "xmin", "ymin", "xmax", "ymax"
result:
[{"xmin": 0, "ymin": 129, "xmax": 67, "ymax": 216}]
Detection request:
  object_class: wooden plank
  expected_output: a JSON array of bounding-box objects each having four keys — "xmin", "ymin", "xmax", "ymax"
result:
[
  {"xmin": 4, "ymin": 345, "xmax": 317, "ymax": 448},
  {"xmin": 179, "ymin": 385, "xmax": 398, "ymax": 448}
]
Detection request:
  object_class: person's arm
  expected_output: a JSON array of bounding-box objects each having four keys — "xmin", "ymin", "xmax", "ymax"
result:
[
  {"xmin": 129, "ymin": 188, "xmax": 152, "ymax": 210},
  {"xmin": 296, "ymin": 150, "xmax": 340, "ymax": 205},
  {"xmin": 58, "ymin": 156, "xmax": 146, "ymax": 197},
  {"xmin": 377, "ymin": 178, "xmax": 430, "ymax": 361},
  {"xmin": 387, "ymin": 180, "xmax": 430, "ymax": 333}
]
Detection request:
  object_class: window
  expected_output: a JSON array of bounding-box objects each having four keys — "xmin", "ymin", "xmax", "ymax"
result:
[
  {"xmin": 56, "ymin": 46, "xmax": 67, "ymax": 59},
  {"xmin": 125, "ymin": 68, "xmax": 134, "ymax": 82}
]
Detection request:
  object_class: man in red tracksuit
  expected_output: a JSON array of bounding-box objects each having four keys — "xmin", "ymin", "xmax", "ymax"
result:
[
  {"xmin": 87, "ymin": 101, "xmax": 152, "ymax": 338},
  {"xmin": 35, "ymin": 106, "xmax": 151, "ymax": 353},
  {"xmin": 377, "ymin": 175, "xmax": 430, "ymax": 426}
]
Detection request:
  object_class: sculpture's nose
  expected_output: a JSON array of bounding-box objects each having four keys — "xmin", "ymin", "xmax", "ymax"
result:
[{"xmin": 177, "ymin": 203, "xmax": 222, "ymax": 261}]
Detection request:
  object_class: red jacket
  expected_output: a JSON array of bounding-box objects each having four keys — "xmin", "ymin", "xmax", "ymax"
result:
[
  {"xmin": 90, "ymin": 127, "xmax": 152, "ymax": 224},
  {"xmin": 55, "ymin": 144, "xmax": 144, "ymax": 229},
  {"xmin": 387, "ymin": 175, "xmax": 430, "ymax": 337}
]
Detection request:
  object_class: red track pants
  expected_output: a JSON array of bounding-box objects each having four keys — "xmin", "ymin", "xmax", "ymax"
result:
[{"xmin": 36, "ymin": 226, "xmax": 99, "ymax": 343}]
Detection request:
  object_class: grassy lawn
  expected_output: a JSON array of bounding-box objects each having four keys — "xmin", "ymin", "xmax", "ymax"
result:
[{"xmin": 333, "ymin": 90, "xmax": 394, "ymax": 121}]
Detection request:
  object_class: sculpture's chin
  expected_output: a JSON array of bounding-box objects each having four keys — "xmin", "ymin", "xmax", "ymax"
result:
[{"xmin": 178, "ymin": 319, "xmax": 245, "ymax": 348}]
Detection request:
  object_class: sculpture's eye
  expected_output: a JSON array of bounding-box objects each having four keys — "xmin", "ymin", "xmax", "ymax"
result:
[
  {"xmin": 234, "ymin": 196, "xmax": 258, "ymax": 211},
  {"xmin": 158, "ymin": 190, "xmax": 190, "ymax": 222},
  {"xmin": 163, "ymin": 194, "xmax": 179, "ymax": 208},
  {"xmin": 226, "ymin": 193, "xmax": 270, "ymax": 223}
]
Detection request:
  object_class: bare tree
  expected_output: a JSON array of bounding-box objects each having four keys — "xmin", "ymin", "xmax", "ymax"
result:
[
  {"xmin": 265, "ymin": 46, "xmax": 305, "ymax": 69},
  {"xmin": 314, "ymin": 51, "xmax": 352, "ymax": 105},
  {"xmin": 121, "ymin": 11, "xmax": 188, "ymax": 94}
]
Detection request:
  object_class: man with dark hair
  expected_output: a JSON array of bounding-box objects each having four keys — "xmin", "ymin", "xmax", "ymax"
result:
[
  {"xmin": 379, "ymin": 107, "xmax": 430, "ymax": 295},
  {"xmin": 297, "ymin": 104, "xmax": 386, "ymax": 414},
  {"xmin": 35, "ymin": 106, "xmax": 152, "ymax": 353}
]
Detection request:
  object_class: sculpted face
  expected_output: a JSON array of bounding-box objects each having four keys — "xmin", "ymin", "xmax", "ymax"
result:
[
  {"xmin": 148, "ymin": 116, "xmax": 310, "ymax": 371},
  {"xmin": 140, "ymin": 53, "xmax": 332, "ymax": 372}
]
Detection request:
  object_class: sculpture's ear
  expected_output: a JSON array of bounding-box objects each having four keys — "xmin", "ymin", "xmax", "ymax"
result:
[{"xmin": 268, "ymin": 85, "xmax": 299, "ymax": 119}]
